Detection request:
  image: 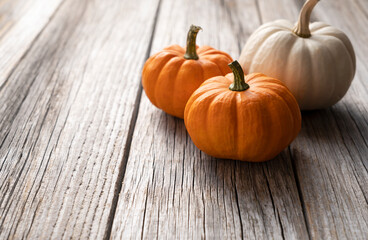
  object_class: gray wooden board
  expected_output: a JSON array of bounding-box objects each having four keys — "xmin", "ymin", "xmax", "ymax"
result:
[
  {"xmin": 0, "ymin": 0, "xmax": 64, "ymax": 88},
  {"xmin": 0, "ymin": 0, "xmax": 160, "ymax": 238},
  {"xmin": 111, "ymin": 0, "xmax": 309, "ymax": 239}
]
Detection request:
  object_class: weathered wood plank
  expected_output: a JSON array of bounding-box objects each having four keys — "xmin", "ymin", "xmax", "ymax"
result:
[
  {"xmin": 0, "ymin": 0, "xmax": 64, "ymax": 89},
  {"xmin": 111, "ymin": 0, "xmax": 309, "ymax": 239},
  {"xmin": 257, "ymin": 0, "xmax": 368, "ymax": 238},
  {"xmin": 0, "ymin": 0, "xmax": 160, "ymax": 238},
  {"xmin": 291, "ymin": 108, "xmax": 368, "ymax": 239},
  {"xmin": 257, "ymin": 0, "xmax": 300, "ymax": 22}
]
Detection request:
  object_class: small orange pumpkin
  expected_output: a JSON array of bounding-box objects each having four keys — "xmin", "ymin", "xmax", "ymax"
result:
[
  {"xmin": 184, "ymin": 61, "xmax": 301, "ymax": 162},
  {"xmin": 142, "ymin": 25, "xmax": 233, "ymax": 119}
]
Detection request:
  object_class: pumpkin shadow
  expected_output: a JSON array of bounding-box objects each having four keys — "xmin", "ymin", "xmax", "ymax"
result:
[
  {"xmin": 153, "ymin": 108, "xmax": 316, "ymax": 229},
  {"xmin": 201, "ymin": 150, "xmax": 303, "ymax": 226},
  {"xmin": 297, "ymin": 102, "xmax": 368, "ymax": 159},
  {"xmin": 152, "ymin": 102, "xmax": 366, "ymax": 223}
]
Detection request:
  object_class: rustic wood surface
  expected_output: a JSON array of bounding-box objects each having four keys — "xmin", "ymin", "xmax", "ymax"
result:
[{"xmin": 0, "ymin": 0, "xmax": 367, "ymax": 239}]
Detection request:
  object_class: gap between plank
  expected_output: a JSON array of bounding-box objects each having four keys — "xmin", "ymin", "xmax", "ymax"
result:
[
  {"xmin": 293, "ymin": 0, "xmax": 304, "ymax": 11},
  {"xmin": 254, "ymin": 0, "xmax": 263, "ymax": 27},
  {"xmin": 289, "ymin": 146, "xmax": 312, "ymax": 240},
  {"xmin": 103, "ymin": 0, "xmax": 162, "ymax": 239},
  {"xmin": 233, "ymin": 163, "xmax": 244, "ymax": 239}
]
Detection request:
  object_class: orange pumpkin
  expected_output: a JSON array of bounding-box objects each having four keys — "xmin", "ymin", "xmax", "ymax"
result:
[
  {"xmin": 142, "ymin": 25, "xmax": 233, "ymax": 119},
  {"xmin": 184, "ymin": 61, "xmax": 301, "ymax": 162}
]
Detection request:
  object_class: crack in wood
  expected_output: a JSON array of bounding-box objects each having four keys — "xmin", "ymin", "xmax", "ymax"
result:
[
  {"xmin": 103, "ymin": 0, "xmax": 163, "ymax": 239},
  {"xmin": 289, "ymin": 146, "xmax": 312, "ymax": 240}
]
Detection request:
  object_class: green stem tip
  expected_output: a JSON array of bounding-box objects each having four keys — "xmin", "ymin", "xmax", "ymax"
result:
[
  {"xmin": 228, "ymin": 61, "xmax": 249, "ymax": 91},
  {"xmin": 184, "ymin": 25, "xmax": 202, "ymax": 60}
]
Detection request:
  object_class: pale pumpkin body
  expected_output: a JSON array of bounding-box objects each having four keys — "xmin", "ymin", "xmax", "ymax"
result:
[
  {"xmin": 184, "ymin": 72, "xmax": 301, "ymax": 162},
  {"xmin": 239, "ymin": 20, "xmax": 356, "ymax": 110}
]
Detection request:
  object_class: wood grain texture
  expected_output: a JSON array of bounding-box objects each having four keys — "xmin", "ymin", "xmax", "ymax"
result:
[
  {"xmin": 257, "ymin": 0, "xmax": 368, "ymax": 239},
  {"xmin": 0, "ymin": 0, "xmax": 367, "ymax": 239},
  {"xmin": 0, "ymin": 0, "xmax": 160, "ymax": 238},
  {"xmin": 0, "ymin": 0, "xmax": 64, "ymax": 89},
  {"xmin": 111, "ymin": 0, "xmax": 309, "ymax": 239},
  {"xmin": 257, "ymin": 0, "xmax": 300, "ymax": 23}
]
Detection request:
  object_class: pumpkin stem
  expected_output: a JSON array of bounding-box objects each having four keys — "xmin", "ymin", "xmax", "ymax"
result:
[
  {"xmin": 228, "ymin": 61, "xmax": 249, "ymax": 91},
  {"xmin": 184, "ymin": 25, "xmax": 202, "ymax": 60},
  {"xmin": 293, "ymin": 0, "xmax": 319, "ymax": 38}
]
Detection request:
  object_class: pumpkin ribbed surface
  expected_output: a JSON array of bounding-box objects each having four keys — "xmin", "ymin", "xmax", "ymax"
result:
[
  {"xmin": 184, "ymin": 72, "xmax": 301, "ymax": 162},
  {"xmin": 142, "ymin": 45, "xmax": 232, "ymax": 118}
]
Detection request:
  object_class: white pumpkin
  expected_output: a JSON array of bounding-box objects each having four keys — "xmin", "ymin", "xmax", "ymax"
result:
[{"xmin": 239, "ymin": 0, "xmax": 356, "ymax": 110}]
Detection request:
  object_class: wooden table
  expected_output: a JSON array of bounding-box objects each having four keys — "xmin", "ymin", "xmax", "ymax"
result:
[{"xmin": 0, "ymin": 0, "xmax": 367, "ymax": 239}]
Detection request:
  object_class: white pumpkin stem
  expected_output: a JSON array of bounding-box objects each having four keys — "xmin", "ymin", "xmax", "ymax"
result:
[{"xmin": 293, "ymin": 0, "xmax": 319, "ymax": 38}]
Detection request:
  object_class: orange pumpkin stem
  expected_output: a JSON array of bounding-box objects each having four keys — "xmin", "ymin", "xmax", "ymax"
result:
[
  {"xmin": 184, "ymin": 25, "xmax": 202, "ymax": 60},
  {"xmin": 293, "ymin": 0, "xmax": 319, "ymax": 38},
  {"xmin": 228, "ymin": 61, "xmax": 249, "ymax": 91}
]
